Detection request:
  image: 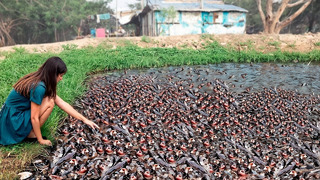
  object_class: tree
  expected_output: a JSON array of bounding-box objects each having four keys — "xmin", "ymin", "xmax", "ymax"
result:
[
  {"xmin": 159, "ymin": 6, "xmax": 177, "ymax": 35},
  {"xmin": 256, "ymin": 0, "xmax": 313, "ymax": 34},
  {"xmin": 0, "ymin": 0, "xmax": 112, "ymax": 47},
  {"xmin": 282, "ymin": 0, "xmax": 320, "ymax": 33},
  {"xmin": 0, "ymin": 1, "xmax": 30, "ymax": 46},
  {"xmin": 128, "ymin": 0, "xmax": 142, "ymax": 10}
]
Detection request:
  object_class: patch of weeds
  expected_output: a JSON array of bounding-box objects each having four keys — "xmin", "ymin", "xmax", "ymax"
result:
[
  {"xmin": 287, "ymin": 42, "xmax": 296, "ymax": 48},
  {"xmin": 259, "ymin": 46, "xmax": 266, "ymax": 50},
  {"xmin": 98, "ymin": 41, "xmax": 113, "ymax": 49},
  {"xmin": 13, "ymin": 47, "xmax": 26, "ymax": 54},
  {"xmin": 62, "ymin": 44, "xmax": 78, "ymax": 50},
  {"xmin": 314, "ymin": 42, "xmax": 320, "ymax": 46},
  {"xmin": 268, "ymin": 41, "xmax": 280, "ymax": 47},
  {"xmin": 179, "ymin": 43, "xmax": 189, "ymax": 48},
  {"xmin": 141, "ymin": 36, "xmax": 151, "ymax": 43},
  {"xmin": 0, "ymin": 51, "xmax": 5, "ymax": 57},
  {"xmin": 239, "ymin": 40, "xmax": 254, "ymax": 49},
  {"xmin": 116, "ymin": 39, "xmax": 136, "ymax": 47},
  {"xmin": 200, "ymin": 34, "xmax": 214, "ymax": 41},
  {"xmin": 123, "ymin": 40, "xmax": 136, "ymax": 47},
  {"xmin": 268, "ymin": 41, "xmax": 280, "ymax": 50},
  {"xmin": 201, "ymin": 34, "xmax": 210, "ymax": 39}
]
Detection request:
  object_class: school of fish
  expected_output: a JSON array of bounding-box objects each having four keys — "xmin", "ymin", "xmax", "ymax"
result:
[{"xmin": 27, "ymin": 67, "xmax": 320, "ymax": 179}]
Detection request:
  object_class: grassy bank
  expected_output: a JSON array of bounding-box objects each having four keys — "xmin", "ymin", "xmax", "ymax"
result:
[{"xmin": 1, "ymin": 41, "xmax": 320, "ymax": 179}]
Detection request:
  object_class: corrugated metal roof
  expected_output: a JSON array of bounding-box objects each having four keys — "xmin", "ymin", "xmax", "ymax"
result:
[{"xmin": 148, "ymin": 0, "xmax": 248, "ymax": 12}]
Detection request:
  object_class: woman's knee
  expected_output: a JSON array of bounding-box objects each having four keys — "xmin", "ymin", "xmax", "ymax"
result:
[
  {"xmin": 43, "ymin": 97, "xmax": 55, "ymax": 109},
  {"xmin": 48, "ymin": 98, "xmax": 55, "ymax": 108},
  {"xmin": 39, "ymin": 97, "xmax": 55, "ymax": 125}
]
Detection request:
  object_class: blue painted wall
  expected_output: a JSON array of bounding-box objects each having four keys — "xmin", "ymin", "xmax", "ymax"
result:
[{"xmin": 152, "ymin": 10, "xmax": 246, "ymax": 36}]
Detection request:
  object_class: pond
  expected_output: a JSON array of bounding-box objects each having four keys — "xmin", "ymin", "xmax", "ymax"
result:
[
  {"xmin": 26, "ymin": 63, "xmax": 320, "ymax": 179},
  {"xmin": 111, "ymin": 63, "xmax": 320, "ymax": 95}
]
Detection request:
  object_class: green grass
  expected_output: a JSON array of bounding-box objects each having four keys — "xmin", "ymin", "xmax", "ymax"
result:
[
  {"xmin": 141, "ymin": 35, "xmax": 151, "ymax": 43},
  {"xmin": 61, "ymin": 44, "xmax": 78, "ymax": 50},
  {"xmin": 0, "ymin": 41, "xmax": 320, "ymax": 179},
  {"xmin": 239, "ymin": 40, "xmax": 254, "ymax": 50},
  {"xmin": 200, "ymin": 33, "xmax": 215, "ymax": 41},
  {"xmin": 287, "ymin": 43, "xmax": 296, "ymax": 48},
  {"xmin": 268, "ymin": 41, "xmax": 280, "ymax": 48},
  {"xmin": 315, "ymin": 42, "xmax": 320, "ymax": 46}
]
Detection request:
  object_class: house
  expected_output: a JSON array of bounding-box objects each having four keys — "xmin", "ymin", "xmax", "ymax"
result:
[{"xmin": 124, "ymin": 0, "xmax": 248, "ymax": 36}]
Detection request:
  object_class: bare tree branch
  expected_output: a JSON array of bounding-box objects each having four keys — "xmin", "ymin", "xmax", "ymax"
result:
[
  {"xmin": 256, "ymin": 0, "xmax": 266, "ymax": 29},
  {"xmin": 276, "ymin": 0, "xmax": 313, "ymax": 32},
  {"xmin": 0, "ymin": 20, "xmax": 15, "ymax": 45},
  {"xmin": 0, "ymin": 1, "xmax": 8, "ymax": 10},
  {"xmin": 24, "ymin": 0, "xmax": 31, "ymax": 5},
  {"xmin": 33, "ymin": 0, "xmax": 47, "ymax": 8},
  {"xmin": 62, "ymin": 0, "xmax": 67, "ymax": 11},
  {"xmin": 287, "ymin": 0, "xmax": 307, "ymax": 8},
  {"xmin": 271, "ymin": 0, "xmax": 290, "ymax": 31}
]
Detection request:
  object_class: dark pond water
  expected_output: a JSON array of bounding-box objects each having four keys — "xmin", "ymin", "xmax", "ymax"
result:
[{"xmin": 104, "ymin": 63, "xmax": 320, "ymax": 95}]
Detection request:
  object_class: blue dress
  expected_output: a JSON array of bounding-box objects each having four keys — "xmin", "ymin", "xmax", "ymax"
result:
[{"xmin": 0, "ymin": 82, "xmax": 46, "ymax": 145}]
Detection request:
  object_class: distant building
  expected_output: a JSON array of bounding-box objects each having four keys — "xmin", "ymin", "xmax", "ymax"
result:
[{"xmin": 123, "ymin": 0, "xmax": 248, "ymax": 36}]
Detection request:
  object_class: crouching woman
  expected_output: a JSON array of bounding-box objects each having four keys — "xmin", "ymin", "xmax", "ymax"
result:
[{"xmin": 0, "ymin": 57, "xmax": 99, "ymax": 146}]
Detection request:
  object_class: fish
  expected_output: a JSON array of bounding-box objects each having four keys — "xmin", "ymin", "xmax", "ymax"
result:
[
  {"xmin": 30, "ymin": 67, "xmax": 320, "ymax": 179},
  {"xmin": 100, "ymin": 159, "xmax": 127, "ymax": 178},
  {"xmin": 274, "ymin": 161, "xmax": 296, "ymax": 177},
  {"xmin": 186, "ymin": 159, "xmax": 208, "ymax": 173},
  {"xmin": 18, "ymin": 172, "xmax": 32, "ymax": 180},
  {"xmin": 53, "ymin": 150, "xmax": 76, "ymax": 167}
]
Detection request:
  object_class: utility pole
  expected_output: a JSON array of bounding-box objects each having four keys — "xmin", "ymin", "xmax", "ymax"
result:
[
  {"xmin": 200, "ymin": 0, "xmax": 203, "ymax": 9},
  {"xmin": 116, "ymin": 0, "xmax": 118, "ymax": 37}
]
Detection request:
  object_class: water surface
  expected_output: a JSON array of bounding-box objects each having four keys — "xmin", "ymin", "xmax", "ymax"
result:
[{"xmin": 101, "ymin": 63, "xmax": 320, "ymax": 95}]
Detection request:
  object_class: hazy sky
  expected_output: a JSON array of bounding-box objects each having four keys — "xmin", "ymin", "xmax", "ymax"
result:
[{"xmin": 109, "ymin": 0, "xmax": 140, "ymax": 11}]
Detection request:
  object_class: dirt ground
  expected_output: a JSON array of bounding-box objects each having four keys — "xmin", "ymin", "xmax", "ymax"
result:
[{"xmin": 0, "ymin": 33, "xmax": 320, "ymax": 59}]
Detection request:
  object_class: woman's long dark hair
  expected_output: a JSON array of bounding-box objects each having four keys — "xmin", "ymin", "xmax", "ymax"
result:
[{"xmin": 13, "ymin": 56, "xmax": 67, "ymax": 98}]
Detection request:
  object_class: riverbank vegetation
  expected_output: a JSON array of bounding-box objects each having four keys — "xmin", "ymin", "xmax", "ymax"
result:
[{"xmin": 1, "ymin": 41, "xmax": 320, "ymax": 178}]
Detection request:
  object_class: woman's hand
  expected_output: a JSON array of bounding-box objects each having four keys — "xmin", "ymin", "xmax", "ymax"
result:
[
  {"xmin": 39, "ymin": 139, "xmax": 52, "ymax": 146},
  {"xmin": 83, "ymin": 118, "xmax": 100, "ymax": 130},
  {"xmin": 55, "ymin": 96, "xmax": 100, "ymax": 130}
]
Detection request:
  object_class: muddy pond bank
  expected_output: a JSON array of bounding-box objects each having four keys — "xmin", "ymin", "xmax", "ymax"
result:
[{"xmin": 24, "ymin": 63, "xmax": 320, "ymax": 179}]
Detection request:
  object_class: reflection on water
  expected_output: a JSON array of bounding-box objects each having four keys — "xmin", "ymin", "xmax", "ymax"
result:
[{"xmin": 102, "ymin": 63, "xmax": 320, "ymax": 95}]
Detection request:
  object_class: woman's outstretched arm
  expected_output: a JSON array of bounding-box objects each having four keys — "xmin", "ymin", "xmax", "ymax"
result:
[{"xmin": 54, "ymin": 95, "xmax": 99, "ymax": 129}]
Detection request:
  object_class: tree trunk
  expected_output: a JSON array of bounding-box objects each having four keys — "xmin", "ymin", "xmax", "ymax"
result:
[
  {"xmin": 0, "ymin": 33, "xmax": 5, "ymax": 47},
  {"xmin": 265, "ymin": 0, "xmax": 274, "ymax": 33},
  {"xmin": 256, "ymin": 0, "xmax": 313, "ymax": 34},
  {"xmin": 54, "ymin": 18, "xmax": 57, "ymax": 42},
  {"xmin": 308, "ymin": 12, "xmax": 315, "ymax": 32},
  {"xmin": 0, "ymin": 20, "xmax": 16, "ymax": 46},
  {"xmin": 256, "ymin": 0, "xmax": 267, "ymax": 31}
]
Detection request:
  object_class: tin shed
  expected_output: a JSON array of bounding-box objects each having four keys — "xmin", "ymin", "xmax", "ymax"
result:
[{"xmin": 127, "ymin": 0, "xmax": 248, "ymax": 36}]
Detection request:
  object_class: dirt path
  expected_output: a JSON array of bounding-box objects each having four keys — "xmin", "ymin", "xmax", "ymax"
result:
[{"xmin": 0, "ymin": 33, "xmax": 320, "ymax": 58}]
